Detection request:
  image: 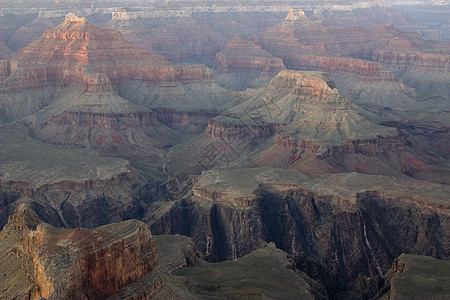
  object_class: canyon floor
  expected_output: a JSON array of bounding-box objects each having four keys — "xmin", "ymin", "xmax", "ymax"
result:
[{"xmin": 0, "ymin": 1, "xmax": 449, "ymax": 299}]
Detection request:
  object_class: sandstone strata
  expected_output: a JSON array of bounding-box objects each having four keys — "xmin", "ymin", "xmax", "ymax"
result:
[
  {"xmin": 0, "ymin": 204, "xmax": 161, "ymax": 300},
  {"xmin": 1, "ymin": 13, "xmax": 213, "ymax": 98}
]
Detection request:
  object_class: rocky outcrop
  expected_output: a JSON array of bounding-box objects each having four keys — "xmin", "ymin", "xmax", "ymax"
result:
[
  {"xmin": 47, "ymin": 111, "xmax": 158, "ymax": 129},
  {"xmin": 213, "ymin": 36, "xmax": 286, "ymax": 90},
  {"xmin": 273, "ymin": 132, "xmax": 321, "ymax": 152},
  {"xmin": 0, "ymin": 204, "xmax": 161, "ymax": 300},
  {"xmin": 283, "ymin": 55, "xmax": 402, "ymax": 83},
  {"xmin": 81, "ymin": 70, "xmax": 113, "ymax": 94},
  {"xmin": 154, "ymin": 235, "xmax": 200, "ymax": 274},
  {"xmin": 383, "ymin": 254, "xmax": 450, "ymax": 300},
  {"xmin": 268, "ymin": 69, "xmax": 343, "ymax": 97},
  {"xmin": 316, "ymin": 136, "xmax": 405, "ymax": 158},
  {"xmin": 214, "ymin": 36, "xmax": 285, "ymax": 73},
  {"xmin": 153, "ymin": 108, "xmax": 218, "ymax": 134},
  {"xmin": 373, "ymin": 50, "xmax": 450, "ymax": 72},
  {"xmin": 3, "ymin": 13, "xmax": 213, "ymax": 92},
  {"xmin": 0, "ymin": 124, "xmax": 150, "ymax": 229},
  {"xmin": 146, "ymin": 169, "xmax": 450, "ymax": 297},
  {"xmin": 205, "ymin": 118, "xmax": 273, "ymax": 141}
]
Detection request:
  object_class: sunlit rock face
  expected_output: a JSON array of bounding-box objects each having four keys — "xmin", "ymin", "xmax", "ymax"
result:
[{"xmin": 0, "ymin": 204, "xmax": 162, "ymax": 300}]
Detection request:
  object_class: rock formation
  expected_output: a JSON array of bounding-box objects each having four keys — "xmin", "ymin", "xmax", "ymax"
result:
[
  {"xmin": 175, "ymin": 242, "xmax": 319, "ymax": 299},
  {"xmin": 0, "ymin": 13, "xmax": 217, "ymax": 124},
  {"xmin": 146, "ymin": 167, "xmax": 450, "ymax": 297},
  {"xmin": 261, "ymin": 9, "xmax": 414, "ymax": 59},
  {"xmin": 0, "ymin": 41, "xmax": 13, "ymax": 60},
  {"xmin": 258, "ymin": 8, "xmax": 445, "ymax": 109},
  {"xmin": 0, "ymin": 4, "xmax": 449, "ymax": 299},
  {"xmin": 6, "ymin": 16, "xmax": 61, "ymax": 51},
  {"xmin": 106, "ymin": 9, "xmax": 227, "ymax": 64},
  {"xmin": 0, "ymin": 204, "xmax": 161, "ymax": 300},
  {"xmin": 383, "ymin": 254, "xmax": 450, "ymax": 299},
  {"xmin": 372, "ymin": 46, "xmax": 450, "ymax": 98},
  {"xmin": 213, "ymin": 36, "xmax": 286, "ymax": 90},
  {"xmin": 170, "ymin": 70, "xmax": 447, "ymax": 180},
  {"xmin": 0, "ymin": 124, "xmax": 149, "ymax": 229}
]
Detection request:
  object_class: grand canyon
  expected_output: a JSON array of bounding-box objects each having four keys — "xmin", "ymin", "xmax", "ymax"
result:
[{"xmin": 0, "ymin": 0, "xmax": 449, "ymax": 299}]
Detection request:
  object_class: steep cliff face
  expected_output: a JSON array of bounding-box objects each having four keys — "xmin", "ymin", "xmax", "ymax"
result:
[
  {"xmin": 145, "ymin": 168, "xmax": 450, "ymax": 297},
  {"xmin": 375, "ymin": 50, "xmax": 450, "ymax": 70},
  {"xmin": 0, "ymin": 124, "xmax": 152, "ymax": 230},
  {"xmin": 0, "ymin": 204, "xmax": 161, "ymax": 300},
  {"xmin": 372, "ymin": 49, "xmax": 450, "ymax": 97},
  {"xmin": 81, "ymin": 70, "xmax": 113, "ymax": 94}
]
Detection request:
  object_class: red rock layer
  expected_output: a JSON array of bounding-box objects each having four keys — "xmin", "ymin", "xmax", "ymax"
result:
[
  {"xmin": 316, "ymin": 137, "xmax": 405, "ymax": 158},
  {"xmin": 262, "ymin": 9, "xmax": 410, "ymax": 59},
  {"xmin": 273, "ymin": 132, "xmax": 320, "ymax": 152},
  {"xmin": 3, "ymin": 13, "xmax": 212, "ymax": 92},
  {"xmin": 0, "ymin": 65, "xmax": 53, "ymax": 94},
  {"xmin": 1, "ymin": 204, "xmax": 161, "ymax": 299},
  {"xmin": 213, "ymin": 36, "xmax": 285, "ymax": 73}
]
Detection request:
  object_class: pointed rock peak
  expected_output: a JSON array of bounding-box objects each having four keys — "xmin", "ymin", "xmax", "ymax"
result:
[
  {"xmin": 5, "ymin": 204, "xmax": 42, "ymax": 233},
  {"xmin": 285, "ymin": 9, "xmax": 308, "ymax": 21},
  {"xmin": 274, "ymin": 8, "xmax": 317, "ymax": 29},
  {"xmin": 65, "ymin": 13, "xmax": 86, "ymax": 23}
]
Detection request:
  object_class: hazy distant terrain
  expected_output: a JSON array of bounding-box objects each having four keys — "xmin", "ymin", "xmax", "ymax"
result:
[{"xmin": 0, "ymin": 1, "xmax": 449, "ymax": 299}]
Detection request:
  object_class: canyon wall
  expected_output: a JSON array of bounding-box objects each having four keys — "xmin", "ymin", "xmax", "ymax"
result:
[{"xmin": 0, "ymin": 204, "xmax": 162, "ymax": 300}]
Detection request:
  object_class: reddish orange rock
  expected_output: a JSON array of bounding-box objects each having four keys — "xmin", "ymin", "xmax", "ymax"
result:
[{"xmin": 0, "ymin": 204, "xmax": 162, "ymax": 300}]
